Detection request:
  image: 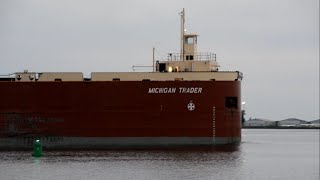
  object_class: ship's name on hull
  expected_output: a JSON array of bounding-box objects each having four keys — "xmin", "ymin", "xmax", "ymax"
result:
[{"xmin": 148, "ymin": 87, "xmax": 202, "ymax": 94}]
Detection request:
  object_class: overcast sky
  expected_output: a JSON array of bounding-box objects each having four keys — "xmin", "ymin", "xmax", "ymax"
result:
[{"xmin": 0, "ymin": 0, "xmax": 319, "ymax": 121}]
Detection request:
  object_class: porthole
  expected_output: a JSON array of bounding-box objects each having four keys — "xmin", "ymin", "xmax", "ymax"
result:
[
  {"xmin": 16, "ymin": 75, "xmax": 22, "ymax": 80},
  {"xmin": 29, "ymin": 75, "xmax": 35, "ymax": 80}
]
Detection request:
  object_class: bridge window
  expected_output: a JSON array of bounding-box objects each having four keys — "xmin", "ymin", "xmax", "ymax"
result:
[
  {"xmin": 185, "ymin": 37, "xmax": 194, "ymax": 44},
  {"xmin": 186, "ymin": 55, "xmax": 194, "ymax": 60},
  {"xmin": 159, "ymin": 63, "xmax": 166, "ymax": 72}
]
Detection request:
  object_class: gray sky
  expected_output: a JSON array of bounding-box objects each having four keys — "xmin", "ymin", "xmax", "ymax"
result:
[{"xmin": 0, "ymin": 0, "xmax": 319, "ymax": 121}]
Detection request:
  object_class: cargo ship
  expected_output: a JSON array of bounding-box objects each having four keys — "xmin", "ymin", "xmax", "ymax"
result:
[{"xmin": 0, "ymin": 9, "xmax": 242, "ymax": 149}]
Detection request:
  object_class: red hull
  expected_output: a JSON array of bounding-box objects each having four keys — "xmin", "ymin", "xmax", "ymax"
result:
[{"xmin": 0, "ymin": 81, "xmax": 241, "ymax": 148}]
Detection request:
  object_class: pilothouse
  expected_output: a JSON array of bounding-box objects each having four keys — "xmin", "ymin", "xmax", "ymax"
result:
[{"xmin": 156, "ymin": 8, "xmax": 219, "ymax": 73}]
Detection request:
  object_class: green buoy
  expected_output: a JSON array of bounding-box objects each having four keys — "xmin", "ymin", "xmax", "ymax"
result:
[{"xmin": 32, "ymin": 139, "xmax": 43, "ymax": 157}]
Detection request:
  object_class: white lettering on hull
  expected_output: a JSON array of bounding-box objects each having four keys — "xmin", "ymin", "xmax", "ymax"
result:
[{"xmin": 148, "ymin": 87, "xmax": 202, "ymax": 94}]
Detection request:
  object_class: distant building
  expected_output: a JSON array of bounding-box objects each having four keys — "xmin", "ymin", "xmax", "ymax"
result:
[
  {"xmin": 309, "ymin": 119, "xmax": 320, "ymax": 127},
  {"xmin": 243, "ymin": 118, "xmax": 276, "ymax": 127},
  {"xmin": 243, "ymin": 118, "xmax": 320, "ymax": 128},
  {"xmin": 278, "ymin": 118, "xmax": 308, "ymax": 126},
  {"xmin": 310, "ymin": 119, "xmax": 320, "ymax": 124}
]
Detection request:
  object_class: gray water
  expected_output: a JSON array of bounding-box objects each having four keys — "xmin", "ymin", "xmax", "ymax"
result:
[{"xmin": 0, "ymin": 129, "xmax": 319, "ymax": 180}]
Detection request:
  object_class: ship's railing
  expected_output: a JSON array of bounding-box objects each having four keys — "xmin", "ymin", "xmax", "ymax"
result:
[
  {"xmin": 0, "ymin": 73, "xmax": 15, "ymax": 81},
  {"xmin": 132, "ymin": 65, "xmax": 153, "ymax": 72},
  {"xmin": 167, "ymin": 52, "xmax": 217, "ymax": 61},
  {"xmin": 0, "ymin": 73, "xmax": 15, "ymax": 77}
]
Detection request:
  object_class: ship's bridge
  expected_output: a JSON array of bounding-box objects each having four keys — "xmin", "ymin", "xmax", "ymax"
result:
[
  {"xmin": 156, "ymin": 51, "xmax": 219, "ymax": 73},
  {"xmin": 155, "ymin": 15, "xmax": 219, "ymax": 73}
]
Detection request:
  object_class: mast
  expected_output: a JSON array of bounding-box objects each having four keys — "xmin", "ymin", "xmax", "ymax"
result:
[
  {"xmin": 152, "ymin": 47, "xmax": 155, "ymax": 72},
  {"xmin": 180, "ymin": 8, "xmax": 185, "ymax": 61}
]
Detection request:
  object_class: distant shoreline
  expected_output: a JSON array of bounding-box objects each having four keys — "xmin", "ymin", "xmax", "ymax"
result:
[{"xmin": 242, "ymin": 126, "xmax": 320, "ymax": 129}]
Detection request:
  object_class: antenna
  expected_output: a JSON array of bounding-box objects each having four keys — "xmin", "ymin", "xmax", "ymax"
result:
[
  {"xmin": 152, "ymin": 47, "xmax": 155, "ymax": 72},
  {"xmin": 180, "ymin": 8, "xmax": 185, "ymax": 61}
]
